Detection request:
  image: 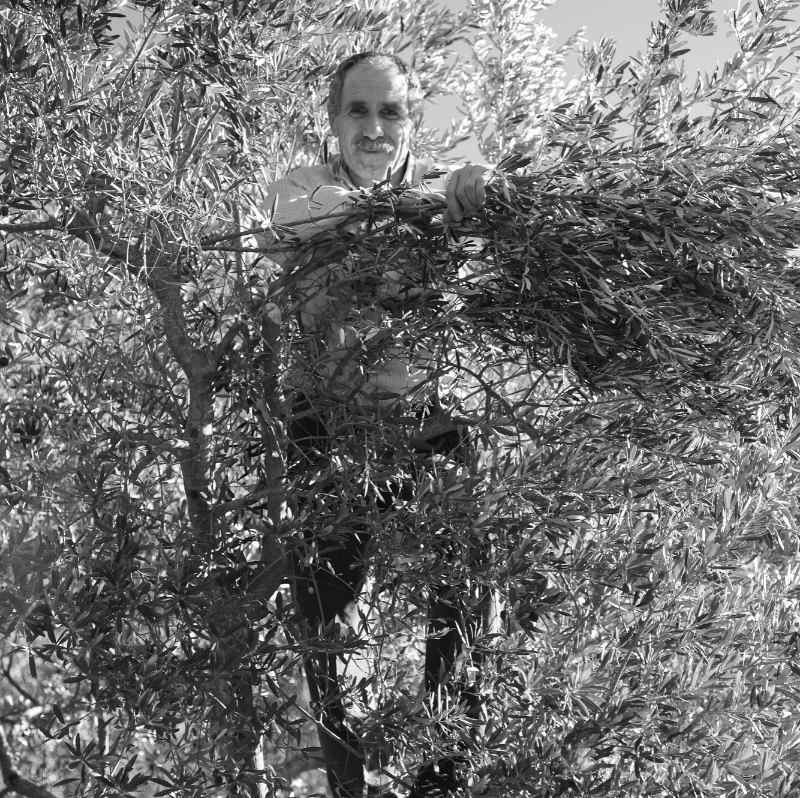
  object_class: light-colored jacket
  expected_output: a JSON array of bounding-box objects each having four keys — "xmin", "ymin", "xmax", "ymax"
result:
[{"xmin": 261, "ymin": 154, "xmax": 457, "ymax": 406}]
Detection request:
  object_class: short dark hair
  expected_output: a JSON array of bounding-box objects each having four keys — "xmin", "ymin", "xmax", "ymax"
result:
[{"xmin": 326, "ymin": 52, "xmax": 424, "ymax": 127}]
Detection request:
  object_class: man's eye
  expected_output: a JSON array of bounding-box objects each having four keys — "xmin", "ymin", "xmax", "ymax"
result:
[
  {"xmin": 382, "ymin": 109, "xmax": 399, "ymax": 118},
  {"xmin": 349, "ymin": 107, "xmax": 367, "ymax": 116}
]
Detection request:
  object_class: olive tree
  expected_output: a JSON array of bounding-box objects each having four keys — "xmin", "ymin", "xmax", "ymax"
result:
[{"xmin": 3, "ymin": 0, "xmax": 800, "ymax": 796}]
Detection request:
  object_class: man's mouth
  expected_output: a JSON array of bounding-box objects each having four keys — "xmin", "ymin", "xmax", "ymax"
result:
[{"xmin": 356, "ymin": 138, "xmax": 393, "ymax": 153}]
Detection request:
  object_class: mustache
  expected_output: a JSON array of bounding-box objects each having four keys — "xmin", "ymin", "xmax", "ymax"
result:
[{"xmin": 355, "ymin": 137, "xmax": 393, "ymax": 153}]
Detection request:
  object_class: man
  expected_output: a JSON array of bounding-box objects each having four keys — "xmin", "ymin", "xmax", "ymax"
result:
[
  {"xmin": 262, "ymin": 51, "xmax": 491, "ymax": 240},
  {"xmin": 262, "ymin": 52, "xmax": 493, "ymax": 798}
]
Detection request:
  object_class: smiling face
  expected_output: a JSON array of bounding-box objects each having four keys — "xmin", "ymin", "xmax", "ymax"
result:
[{"xmin": 329, "ymin": 62, "xmax": 415, "ymax": 188}]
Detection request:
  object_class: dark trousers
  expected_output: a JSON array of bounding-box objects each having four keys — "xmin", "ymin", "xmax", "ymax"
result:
[{"xmin": 288, "ymin": 406, "xmax": 487, "ymax": 798}]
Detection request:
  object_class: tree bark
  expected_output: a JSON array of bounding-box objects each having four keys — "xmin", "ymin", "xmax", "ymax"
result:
[{"xmin": 0, "ymin": 726, "xmax": 57, "ymax": 798}]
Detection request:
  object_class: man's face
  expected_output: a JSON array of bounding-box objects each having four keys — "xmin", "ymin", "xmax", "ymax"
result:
[{"xmin": 330, "ymin": 63, "xmax": 415, "ymax": 188}]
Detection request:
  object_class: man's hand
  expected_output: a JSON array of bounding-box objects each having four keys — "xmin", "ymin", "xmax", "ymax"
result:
[{"xmin": 444, "ymin": 163, "xmax": 493, "ymax": 224}]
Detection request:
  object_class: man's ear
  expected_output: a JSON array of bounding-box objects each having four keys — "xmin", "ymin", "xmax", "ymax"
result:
[
  {"xmin": 410, "ymin": 115, "xmax": 423, "ymax": 149},
  {"xmin": 329, "ymin": 113, "xmax": 339, "ymax": 139}
]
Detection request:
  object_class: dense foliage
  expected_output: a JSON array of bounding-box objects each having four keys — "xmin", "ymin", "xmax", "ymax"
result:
[{"xmin": 3, "ymin": 0, "xmax": 800, "ymax": 797}]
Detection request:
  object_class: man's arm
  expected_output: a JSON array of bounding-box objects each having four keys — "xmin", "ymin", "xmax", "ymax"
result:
[{"xmin": 258, "ymin": 161, "xmax": 493, "ymax": 251}]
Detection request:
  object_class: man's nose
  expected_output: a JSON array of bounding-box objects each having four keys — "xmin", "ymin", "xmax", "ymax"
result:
[{"xmin": 361, "ymin": 114, "xmax": 384, "ymax": 139}]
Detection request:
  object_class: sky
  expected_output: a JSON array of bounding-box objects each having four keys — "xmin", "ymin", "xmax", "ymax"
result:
[
  {"xmin": 435, "ymin": 0, "xmax": 767, "ymax": 159},
  {"xmin": 111, "ymin": 0, "xmax": 795, "ymax": 160},
  {"xmin": 537, "ymin": 0, "xmax": 740, "ymax": 77}
]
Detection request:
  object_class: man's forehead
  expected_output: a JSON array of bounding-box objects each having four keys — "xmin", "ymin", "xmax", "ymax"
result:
[{"xmin": 340, "ymin": 63, "xmax": 409, "ymax": 105}]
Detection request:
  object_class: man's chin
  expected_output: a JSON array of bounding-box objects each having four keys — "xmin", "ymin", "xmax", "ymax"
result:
[
  {"xmin": 356, "ymin": 153, "xmax": 394, "ymax": 167},
  {"xmin": 354, "ymin": 159, "xmax": 396, "ymax": 183},
  {"xmin": 343, "ymin": 150, "xmax": 408, "ymax": 186}
]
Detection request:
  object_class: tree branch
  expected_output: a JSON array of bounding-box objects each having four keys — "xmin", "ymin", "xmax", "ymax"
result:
[
  {"xmin": 0, "ymin": 221, "xmax": 60, "ymax": 234},
  {"xmin": 1, "ymin": 206, "xmax": 146, "ymax": 273},
  {"xmin": 10, "ymin": 206, "xmax": 221, "ymax": 548},
  {"xmin": 0, "ymin": 726, "xmax": 57, "ymax": 798},
  {"xmin": 252, "ymin": 300, "xmax": 289, "ymax": 596},
  {"xmin": 398, "ymin": 412, "xmax": 479, "ymax": 448},
  {"xmin": 199, "ymin": 209, "xmax": 359, "ymax": 247},
  {"xmin": 65, "ymin": 208, "xmax": 144, "ymax": 270},
  {"xmin": 148, "ymin": 264, "xmax": 218, "ymax": 542},
  {"xmin": 212, "ymin": 486, "xmax": 272, "ymax": 517},
  {"xmin": 0, "ymin": 666, "xmax": 38, "ymax": 708},
  {"xmin": 213, "ymin": 320, "xmax": 244, "ymax": 364},
  {"xmin": 199, "ymin": 197, "xmax": 448, "ymax": 250}
]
